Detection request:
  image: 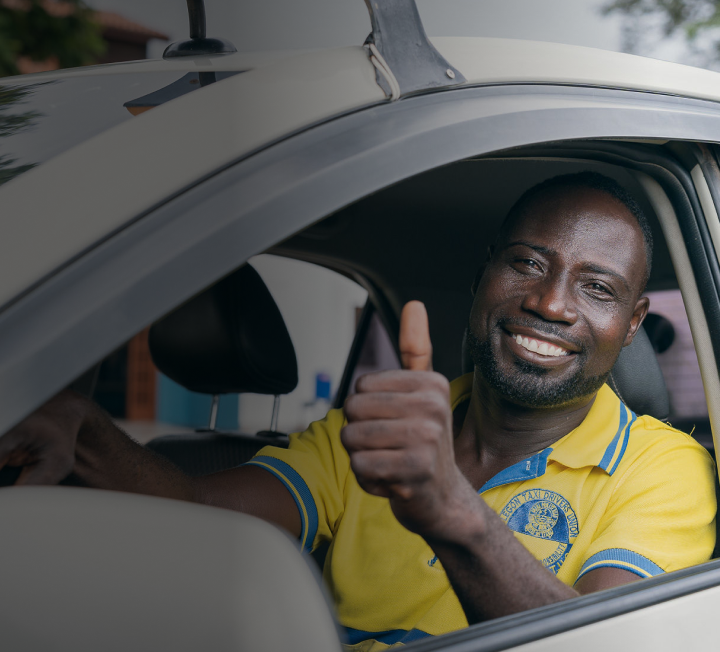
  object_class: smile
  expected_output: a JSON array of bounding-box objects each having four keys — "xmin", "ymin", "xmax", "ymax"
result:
[{"xmin": 513, "ymin": 334, "xmax": 570, "ymax": 358}]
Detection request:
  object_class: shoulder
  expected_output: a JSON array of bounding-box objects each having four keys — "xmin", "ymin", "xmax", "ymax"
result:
[
  {"xmin": 285, "ymin": 407, "xmax": 349, "ymax": 458},
  {"xmin": 621, "ymin": 413, "xmax": 715, "ymax": 478}
]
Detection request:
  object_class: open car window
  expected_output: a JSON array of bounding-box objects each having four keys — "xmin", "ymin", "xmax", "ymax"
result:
[
  {"xmin": 100, "ymin": 255, "xmax": 369, "ymax": 442},
  {"xmin": 239, "ymin": 254, "xmax": 368, "ymax": 434}
]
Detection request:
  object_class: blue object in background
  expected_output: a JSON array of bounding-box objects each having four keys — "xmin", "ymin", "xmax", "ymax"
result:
[
  {"xmin": 316, "ymin": 373, "xmax": 332, "ymax": 401},
  {"xmin": 157, "ymin": 373, "xmax": 239, "ymax": 430}
]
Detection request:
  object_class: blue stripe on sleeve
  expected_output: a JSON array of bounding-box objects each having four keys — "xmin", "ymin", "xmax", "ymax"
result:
[
  {"xmin": 244, "ymin": 455, "xmax": 319, "ymax": 553},
  {"xmin": 575, "ymin": 548, "xmax": 665, "ymax": 582},
  {"xmin": 344, "ymin": 627, "xmax": 432, "ymax": 646}
]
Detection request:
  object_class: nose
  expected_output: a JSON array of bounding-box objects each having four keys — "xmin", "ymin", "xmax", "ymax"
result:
[{"xmin": 521, "ymin": 274, "xmax": 578, "ymax": 325}]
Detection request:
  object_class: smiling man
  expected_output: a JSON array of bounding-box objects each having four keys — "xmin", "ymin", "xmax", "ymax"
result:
[
  {"xmin": 0, "ymin": 172, "xmax": 715, "ymax": 650},
  {"xmin": 247, "ymin": 172, "xmax": 715, "ymax": 643}
]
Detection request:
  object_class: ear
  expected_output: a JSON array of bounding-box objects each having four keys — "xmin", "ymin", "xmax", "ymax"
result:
[
  {"xmin": 471, "ymin": 246, "xmax": 494, "ymax": 296},
  {"xmin": 623, "ymin": 296, "xmax": 650, "ymax": 347}
]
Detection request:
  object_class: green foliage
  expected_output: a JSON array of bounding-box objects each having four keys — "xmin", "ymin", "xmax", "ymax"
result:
[
  {"xmin": 0, "ymin": 0, "xmax": 106, "ymax": 77},
  {"xmin": 0, "ymin": 82, "xmax": 44, "ymax": 185},
  {"xmin": 603, "ymin": 0, "xmax": 720, "ymax": 59}
]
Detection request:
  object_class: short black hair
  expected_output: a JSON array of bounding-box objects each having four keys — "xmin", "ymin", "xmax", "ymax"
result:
[{"xmin": 506, "ymin": 171, "xmax": 654, "ymax": 288}]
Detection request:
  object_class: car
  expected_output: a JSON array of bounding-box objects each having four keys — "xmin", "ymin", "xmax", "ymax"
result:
[{"xmin": 2, "ymin": 0, "xmax": 720, "ymax": 650}]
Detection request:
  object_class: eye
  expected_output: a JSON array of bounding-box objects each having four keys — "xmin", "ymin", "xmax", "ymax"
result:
[
  {"xmin": 512, "ymin": 257, "xmax": 542, "ymax": 273},
  {"xmin": 585, "ymin": 282, "xmax": 615, "ymax": 299}
]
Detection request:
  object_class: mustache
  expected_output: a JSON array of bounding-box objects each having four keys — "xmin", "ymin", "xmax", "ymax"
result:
[{"xmin": 495, "ymin": 316, "xmax": 585, "ymax": 352}]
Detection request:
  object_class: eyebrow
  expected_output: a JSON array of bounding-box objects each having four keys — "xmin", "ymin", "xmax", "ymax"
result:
[
  {"xmin": 505, "ymin": 241, "xmax": 632, "ymax": 293},
  {"xmin": 505, "ymin": 241, "xmax": 557, "ymax": 256},
  {"xmin": 582, "ymin": 263, "xmax": 631, "ymax": 293}
]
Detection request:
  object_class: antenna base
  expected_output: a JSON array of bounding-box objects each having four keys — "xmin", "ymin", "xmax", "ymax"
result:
[{"xmin": 163, "ymin": 37, "xmax": 237, "ymax": 59}]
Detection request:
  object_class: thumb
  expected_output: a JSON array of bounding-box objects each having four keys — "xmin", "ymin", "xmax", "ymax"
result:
[{"xmin": 399, "ymin": 301, "xmax": 433, "ymax": 371}]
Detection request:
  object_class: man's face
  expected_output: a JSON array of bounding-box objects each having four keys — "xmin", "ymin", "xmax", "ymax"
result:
[{"xmin": 467, "ymin": 186, "xmax": 649, "ymax": 409}]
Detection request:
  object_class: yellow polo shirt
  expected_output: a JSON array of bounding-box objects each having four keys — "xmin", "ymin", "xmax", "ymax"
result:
[{"xmin": 246, "ymin": 374, "xmax": 716, "ymax": 651}]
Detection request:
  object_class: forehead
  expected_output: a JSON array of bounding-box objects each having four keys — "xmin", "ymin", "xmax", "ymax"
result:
[{"xmin": 501, "ymin": 186, "xmax": 647, "ymax": 286}]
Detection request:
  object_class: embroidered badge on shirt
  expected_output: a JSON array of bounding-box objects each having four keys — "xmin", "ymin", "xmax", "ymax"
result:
[{"xmin": 500, "ymin": 489, "xmax": 579, "ymax": 574}]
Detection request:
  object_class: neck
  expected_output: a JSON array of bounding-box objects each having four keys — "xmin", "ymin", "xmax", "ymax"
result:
[{"xmin": 456, "ymin": 370, "xmax": 597, "ymax": 475}]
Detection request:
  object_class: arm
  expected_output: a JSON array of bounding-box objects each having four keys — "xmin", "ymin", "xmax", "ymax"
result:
[
  {"xmin": 342, "ymin": 302, "xmax": 639, "ymax": 623},
  {"xmin": 0, "ymin": 390, "xmax": 301, "ymax": 537}
]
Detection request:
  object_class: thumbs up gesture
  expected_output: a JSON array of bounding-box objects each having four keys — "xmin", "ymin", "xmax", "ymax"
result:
[
  {"xmin": 342, "ymin": 301, "xmax": 469, "ymax": 539},
  {"xmin": 398, "ymin": 301, "xmax": 434, "ymax": 372}
]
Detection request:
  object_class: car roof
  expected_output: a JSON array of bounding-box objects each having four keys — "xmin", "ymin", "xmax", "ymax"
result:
[
  {"xmin": 17, "ymin": 36, "xmax": 720, "ymax": 103},
  {"xmin": 435, "ymin": 37, "xmax": 720, "ymax": 103}
]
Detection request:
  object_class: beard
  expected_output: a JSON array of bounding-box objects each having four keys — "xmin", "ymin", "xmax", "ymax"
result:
[{"xmin": 466, "ymin": 318, "xmax": 613, "ymax": 408}]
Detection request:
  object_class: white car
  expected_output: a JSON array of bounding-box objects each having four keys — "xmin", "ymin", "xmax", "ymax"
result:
[{"xmin": 1, "ymin": 1, "xmax": 720, "ymax": 650}]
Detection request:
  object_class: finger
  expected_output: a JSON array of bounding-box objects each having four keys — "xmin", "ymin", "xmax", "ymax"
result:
[
  {"xmin": 14, "ymin": 450, "xmax": 74, "ymax": 486},
  {"xmin": 399, "ymin": 301, "xmax": 433, "ymax": 371},
  {"xmin": 350, "ymin": 449, "xmax": 431, "ymax": 487},
  {"xmin": 355, "ymin": 369, "xmax": 448, "ymax": 395},
  {"xmin": 0, "ymin": 431, "xmax": 23, "ymax": 471},
  {"xmin": 345, "ymin": 390, "xmax": 449, "ymax": 423},
  {"xmin": 342, "ymin": 419, "xmax": 421, "ymax": 451}
]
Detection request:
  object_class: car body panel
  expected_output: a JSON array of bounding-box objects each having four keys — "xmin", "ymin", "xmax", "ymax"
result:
[
  {"xmin": 505, "ymin": 586, "xmax": 720, "ymax": 652},
  {"xmin": 0, "ymin": 46, "xmax": 384, "ymax": 310},
  {"xmin": 432, "ymin": 37, "xmax": 720, "ymax": 103},
  {"xmin": 10, "ymin": 49, "xmax": 311, "ymax": 81}
]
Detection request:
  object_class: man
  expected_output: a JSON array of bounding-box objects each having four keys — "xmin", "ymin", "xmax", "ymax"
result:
[{"xmin": 0, "ymin": 172, "xmax": 715, "ymax": 650}]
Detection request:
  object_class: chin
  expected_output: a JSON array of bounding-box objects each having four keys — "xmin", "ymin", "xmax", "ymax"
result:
[{"xmin": 467, "ymin": 329, "xmax": 608, "ymax": 408}]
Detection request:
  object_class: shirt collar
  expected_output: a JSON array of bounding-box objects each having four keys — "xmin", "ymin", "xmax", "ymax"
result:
[
  {"xmin": 450, "ymin": 374, "xmax": 636, "ymax": 478},
  {"xmin": 548, "ymin": 384, "xmax": 636, "ymax": 475}
]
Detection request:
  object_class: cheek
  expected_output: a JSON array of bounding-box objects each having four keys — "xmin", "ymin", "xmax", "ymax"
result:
[{"xmin": 582, "ymin": 305, "xmax": 632, "ymax": 357}]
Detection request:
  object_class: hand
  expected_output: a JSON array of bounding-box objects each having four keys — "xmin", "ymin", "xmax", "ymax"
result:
[
  {"xmin": 0, "ymin": 389, "xmax": 87, "ymax": 485},
  {"xmin": 342, "ymin": 302, "xmax": 475, "ymax": 540}
]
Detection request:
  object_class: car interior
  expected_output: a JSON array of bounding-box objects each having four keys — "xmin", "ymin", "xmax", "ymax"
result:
[{"xmin": 98, "ymin": 155, "xmax": 687, "ymax": 463}]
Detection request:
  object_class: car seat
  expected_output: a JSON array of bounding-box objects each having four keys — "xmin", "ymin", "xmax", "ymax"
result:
[{"xmin": 145, "ymin": 263, "xmax": 298, "ymax": 476}]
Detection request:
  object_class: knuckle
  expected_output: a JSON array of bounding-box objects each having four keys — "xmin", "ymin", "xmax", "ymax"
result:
[
  {"xmin": 350, "ymin": 451, "xmax": 372, "ymax": 478},
  {"xmin": 343, "ymin": 396, "xmax": 360, "ymax": 420},
  {"xmin": 341, "ymin": 424, "xmax": 359, "ymax": 450},
  {"xmin": 429, "ymin": 372, "xmax": 450, "ymax": 394},
  {"xmin": 355, "ymin": 372, "xmax": 380, "ymax": 393}
]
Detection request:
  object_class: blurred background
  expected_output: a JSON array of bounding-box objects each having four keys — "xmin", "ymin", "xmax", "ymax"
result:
[
  {"xmin": 4, "ymin": 0, "xmax": 720, "ymax": 78},
  {"xmin": 0, "ymin": 0, "xmax": 711, "ymax": 438}
]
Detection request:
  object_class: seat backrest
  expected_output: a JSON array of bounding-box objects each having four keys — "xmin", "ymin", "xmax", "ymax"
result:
[
  {"xmin": 149, "ymin": 263, "xmax": 298, "ymax": 396},
  {"xmin": 461, "ymin": 318, "xmax": 670, "ymax": 420}
]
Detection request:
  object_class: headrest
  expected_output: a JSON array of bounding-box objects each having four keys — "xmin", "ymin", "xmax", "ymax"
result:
[
  {"xmin": 149, "ymin": 264, "xmax": 298, "ymax": 396},
  {"xmin": 461, "ymin": 318, "xmax": 670, "ymax": 420},
  {"xmin": 606, "ymin": 320, "xmax": 670, "ymax": 420}
]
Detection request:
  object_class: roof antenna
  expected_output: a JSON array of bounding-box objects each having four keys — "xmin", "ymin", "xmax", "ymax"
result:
[{"xmin": 164, "ymin": 0, "xmax": 237, "ymax": 59}]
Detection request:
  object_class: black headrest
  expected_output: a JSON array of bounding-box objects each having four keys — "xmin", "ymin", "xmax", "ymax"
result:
[
  {"xmin": 461, "ymin": 319, "xmax": 670, "ymax": 420},
  {"xmin": 606, "ymin": 321, "xmax": 670, "ymax": 420},
  {"xmin": 149, "ymin": 264, "xmax": 298, "ymax": 396}
]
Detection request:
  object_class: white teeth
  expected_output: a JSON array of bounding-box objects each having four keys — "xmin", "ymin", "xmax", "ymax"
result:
[{"xmin": 514, "ymin": 334, "xmax": 569, "ymax": 357}]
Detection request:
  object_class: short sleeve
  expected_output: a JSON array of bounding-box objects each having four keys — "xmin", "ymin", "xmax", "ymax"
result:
[
  {"xmin": 575, "ymin": 433, "xmax": 716, "ymax": 584},
  {"xmin": 244, "ymin": 408, "xmax": 351, "ymax": 553}
]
